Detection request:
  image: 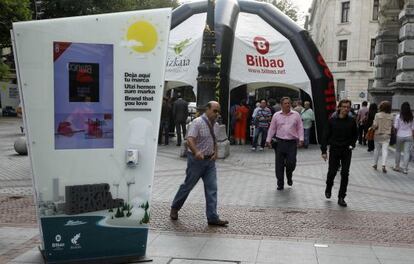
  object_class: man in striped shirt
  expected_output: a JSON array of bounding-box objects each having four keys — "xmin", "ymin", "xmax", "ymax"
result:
[{"xmin": 170, "ymin": 101, "xmax": 228, "ymax": 227}]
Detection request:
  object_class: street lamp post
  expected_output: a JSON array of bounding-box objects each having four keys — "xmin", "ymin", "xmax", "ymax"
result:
[{"xmin": 196, "ymin": 0, "xmax": 219, "ymax": 112}]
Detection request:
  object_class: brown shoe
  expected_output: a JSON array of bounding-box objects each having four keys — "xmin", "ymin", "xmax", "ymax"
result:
[
  {"xmin": 208, "ymin": 219, "xmax": 229, "ymax": 227},
  {"xmin": 170, "ymin": 208, "xmax": 178, "ymax": 220}
]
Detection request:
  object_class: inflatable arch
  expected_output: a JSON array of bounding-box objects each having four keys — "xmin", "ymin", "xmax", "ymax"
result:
[{"xmin": 166, "ymin": 0, "xmax": 336, "ymax": 142}]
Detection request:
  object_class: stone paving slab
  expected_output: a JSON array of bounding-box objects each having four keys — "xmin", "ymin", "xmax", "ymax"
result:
[
  {"xmin": 154, "ymin": 143, "xmax": 414, "ymax": 214},
  {"xmin": 0, "ymin": 195, "xmax": 37, "ymax": 227},
  {"xmin": 149, "ymin": 202, "xmax": 414, "ymax": 246},
  {"xmin": 0, "ymin": 227, "xmax": 39, "ymax": 264},
  {"xmin": 7, "ymin": 231, "xmax": 414, "ymax": 264}
]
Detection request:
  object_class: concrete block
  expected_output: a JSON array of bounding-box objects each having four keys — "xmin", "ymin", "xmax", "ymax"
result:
[
  {"xmin": 392, "ymin": 93, "xmax": 414, "ymax": 110},
  {"xmin": 374, "ymin": 54, "xmax": 397, "ymax": 66},
  {"xmin": 374, "ymin": 67, "xmax": 395, "ymax": 79},
  {"xmin": 399, "ymin": 23, "xmax": 414, "ymax": 40},
  {"xmin": 217, "ymin": 140, "xmax": 230, "ymax": 159},
  {"xmin": 217, "ymin": 124, "xmax": 228, "ymax": 142},
  {"xmin": 397, "ymin": 56, "xmax": 414, "ymax": 71},
  {"xmin": 396, "ymin": 71, "xmax": 414, "ymax": 82},
  {"xmin": 398, "ymin": 41, "xmax": 414, "ymax": 55}
]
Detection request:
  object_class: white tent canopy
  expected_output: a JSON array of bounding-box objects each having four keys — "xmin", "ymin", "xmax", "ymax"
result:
[
  {"xmin": 230, "ymin": 13, "xmax": 312, "ymax": 97},
  {"xmin": 165, "ymin": 13, "xmax": 206, "ymax": 95}
]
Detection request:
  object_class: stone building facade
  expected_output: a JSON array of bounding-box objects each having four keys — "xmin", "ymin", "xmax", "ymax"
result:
[
  {"xmin": 307, "ymin": 0, "xmax": 380, "ymax": 104},
  {"xmin": 371, "ymin": 0, "xmax": 414, "ymax": 109}
]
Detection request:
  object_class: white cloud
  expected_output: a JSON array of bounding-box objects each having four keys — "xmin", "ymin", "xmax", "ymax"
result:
[{"xmin": 120, "ymin": 40, "xmax": 144, "ymax": 48}]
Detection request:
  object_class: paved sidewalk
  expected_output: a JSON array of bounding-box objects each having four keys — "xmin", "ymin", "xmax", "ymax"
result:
[
  {"xmin": 1, "ymin": 117, "xmax": 414, "ymax": 263},
  {"xmin": 3, "ymin": 229, "xmax": 414, "ymax": 264}
]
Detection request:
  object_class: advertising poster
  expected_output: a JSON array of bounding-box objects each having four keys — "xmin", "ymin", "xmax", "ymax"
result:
[
  {"xmin": 0, "ymin": 82, "xmax": 20, "ymax": 114},
  {"xmin": 54, "ymin": 42, "xmax": 114, "ymax": 149},
  {"xmin": 13, "ymin": 8, "xmax": 171, "ymax": 263}
]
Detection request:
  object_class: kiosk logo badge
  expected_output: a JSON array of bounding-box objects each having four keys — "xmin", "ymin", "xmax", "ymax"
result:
[
  {"xmin": 174, "ymin": 38, "xmax": 191, "ymax": 55},
  {"xmin": 52, "ymin": 234, "xmax": 65, "ymax": 250},
  {"xmin": 70, "ymin": 233, "xmax": 82, "ymax": 249},
  {"xmin": 253, "ymin": 36, "xmax": 270, "ymax": 55}
]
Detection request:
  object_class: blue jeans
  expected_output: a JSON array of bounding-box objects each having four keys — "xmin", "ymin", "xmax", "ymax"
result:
[
  {"xmin": 171, "ymin": 153, "xmax": 219, "ymax": 222},
  {"xmin": 395, "ymin": 136, "xmax": 414, "ymax": 170},
  {"xmin": 303, "ymin": 128, "xmax": 311, "ymax": 147},
  {"xmin": 253, "ymin": 127, "xmax": 268, "ymax": 148}
]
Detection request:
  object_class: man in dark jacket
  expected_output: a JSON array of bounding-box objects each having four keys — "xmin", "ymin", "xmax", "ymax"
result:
[
  {"xmin": 173, "ymin": 93, "xmax": 189, "ymax": 146},
  {"xmin": 158, "ymin": 97, "xmax": 171, "ymax": 145},
  {"xmin": 321, "ymin": 99, "xmax": 358, "ymax": 207}
]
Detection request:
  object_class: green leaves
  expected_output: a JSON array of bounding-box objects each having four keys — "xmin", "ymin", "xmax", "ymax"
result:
[
  {"xmin": 0, "ymin": 0, "xmax": 31, "ymax": 48},
  {"xmin": 0, "ymin": 62, "xmax": 9, "ymax": 80},
  {"xmin": 41, "ymin": 0, "xmax": 180, "ymax": 19},
  {"xmin": 258, "ymin": 0, "xmax": 298, "ymax": 21}
]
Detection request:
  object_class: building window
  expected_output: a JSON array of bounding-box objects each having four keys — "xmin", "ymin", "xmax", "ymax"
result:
[
  {"xmin": 341, "ymin": 1, "xmax": 350, "ymax": 23},
  {"xmin": 337, "ymin": 79, "xmax": 346, "ymax": 100},
  {"xmin": 338, "ymin": 40, "xmax": 348, "ymax": 67},
  {"xmin": 370, "ymin": 38, "xmax": 376, "ymax": 65},
  {"xmin": 373, "ymin": 0, "xmax": 379, "ymax": 21}
]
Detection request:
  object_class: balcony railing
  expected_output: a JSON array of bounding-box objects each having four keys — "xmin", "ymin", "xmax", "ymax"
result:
[{"xmin": 326, "ymin": 60, "xmax": 376, "ymax": 70}]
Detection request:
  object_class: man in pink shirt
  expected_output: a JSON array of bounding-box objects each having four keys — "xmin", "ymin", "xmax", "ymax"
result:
[{"xmin": 266, "ymin": 97, "xmax": 304, "ymax": 190}]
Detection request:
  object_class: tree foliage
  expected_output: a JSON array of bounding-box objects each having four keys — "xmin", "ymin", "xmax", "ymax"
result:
[
  {"xmin": 42, "ymin": 0, "xmax": 179, "ymax": 19},
  {"xmin": 0, "ymin": 0, "xmax": 32, "ymax": 49},
  {"xmin": 258, "ymin": 0, "xmax": 298, "ymax": 21},
  {"xmin": 0, "ymin": 61, "xmax": 9, "ymax": 79}
]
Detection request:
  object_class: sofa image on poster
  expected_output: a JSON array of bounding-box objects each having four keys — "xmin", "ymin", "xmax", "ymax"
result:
[{"xmin": 54, "ymin": 42, "xmax": 114, "ymax": 149}]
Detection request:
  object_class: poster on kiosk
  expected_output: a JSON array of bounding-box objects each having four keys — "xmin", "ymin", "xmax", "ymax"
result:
[{"xmin": 12, "ymin": 8, "xmax": 171, "ymax": 263}]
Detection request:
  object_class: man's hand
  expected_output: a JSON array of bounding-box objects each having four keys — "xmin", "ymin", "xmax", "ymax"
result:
[
  {"xmin": 298, "ymin": 140, "xmax": 304, "ymax": 147},
  {"xmin": 321, "ymin": 153, "xmax": 327, "ymax": 161},
  {"xmin": 194, "ymin": 151, "xmax": 204, "ymax": 160},
  {"xmin": 211, "ymin": 152, "xmax": 217, "ymax": 161},
  {"xmin": 265, "ymin": 141, "xmax": 272, "ymax": 148}
]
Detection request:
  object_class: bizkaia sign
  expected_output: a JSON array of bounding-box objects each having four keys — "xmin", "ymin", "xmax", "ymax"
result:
[{"xmin": 246, "ymin": 36, "xmax": 286, "ymax": 74}]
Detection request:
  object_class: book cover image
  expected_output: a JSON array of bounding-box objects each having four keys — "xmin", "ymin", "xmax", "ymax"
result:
[
  {"xmin": 54, "ymin": 42, "xmax": 114, "ymax": 149},
  {"xmin": 69, "ymin": 62, "xmax": 100, "ymax": 102}
]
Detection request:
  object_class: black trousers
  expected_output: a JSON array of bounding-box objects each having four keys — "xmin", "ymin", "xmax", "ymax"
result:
[
  {"xmin": 274, "ymin": 139, "xmax": 297, "ymax": 188},
  {"xmin": 326, "ymin": 146, "xmax": 352, "ymax": 198},
  {"xmin": 158, "ymin": 120, "xmax": 169, "ymax": 145},
  {"xmin": 175, "ymin": 121, "xmax": 187, "ymax": 145}
]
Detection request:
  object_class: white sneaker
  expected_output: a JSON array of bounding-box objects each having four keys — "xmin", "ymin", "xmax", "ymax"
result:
[
  {"xmin": 258, "ymin": 147, "xmax": 264, "ymax": 151},
  {"xmin": 251, "ymin": 147, "xmax": 256, "ymax": 151}
]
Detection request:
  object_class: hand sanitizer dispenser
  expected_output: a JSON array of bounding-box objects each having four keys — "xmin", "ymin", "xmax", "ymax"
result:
[{"xmin": 126, "ymin": 149, "xmax": 139, "ymax": 167}]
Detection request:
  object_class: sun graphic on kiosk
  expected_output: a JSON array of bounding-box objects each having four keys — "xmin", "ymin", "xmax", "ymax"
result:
[{"xmin": 121, "ymin": 17, "xmax": 165, "ymax": 56}]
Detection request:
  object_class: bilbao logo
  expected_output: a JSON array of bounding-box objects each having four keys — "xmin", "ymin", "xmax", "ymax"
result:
[{"xmin": 253, "ymin": 36, "xmax": 270, "ymax": 55}]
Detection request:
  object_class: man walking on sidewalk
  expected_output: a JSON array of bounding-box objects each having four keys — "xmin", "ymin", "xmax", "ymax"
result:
[
  {"xmin": 265, "ymin": 97, "xmax": 304, "ymax": 190},
  {"xmin": 170, "ymin": 101, "xmax": 228, "ymax": 227},
  {"xmin": 251, "ymin": 99, "xmax": 272, "ymax": 151},
  {"xmin": 301, "ymin": 101, "xmax": 315, "ymax": 149},
  {"xmin": 173, "ymin": 93, "xmax": 189, "ymax": 146},
  {"xmin": 321, "ymin": 99, "xmax": 358, "ymax": 207},
  {"xmin": 356, "ymin": 101, "xmax": 369, "ymax": 145}
]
